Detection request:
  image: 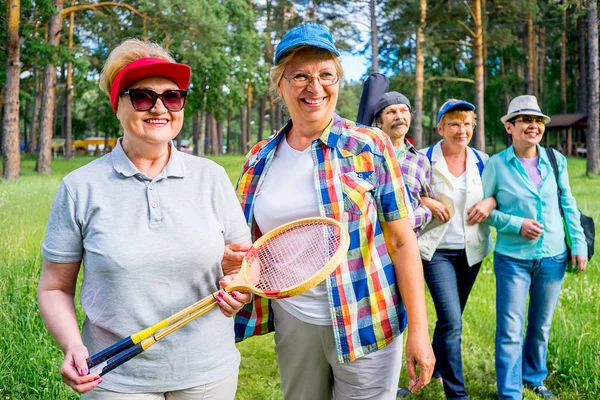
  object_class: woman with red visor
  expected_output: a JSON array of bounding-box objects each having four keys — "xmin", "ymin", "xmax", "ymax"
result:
[{"xmin": 38, "ymin": 39, "xmax": 251, "ymax": 399}]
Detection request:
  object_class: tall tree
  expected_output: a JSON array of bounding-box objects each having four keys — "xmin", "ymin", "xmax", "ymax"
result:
[
  {"xmin": 35, "ymin": 0, "xmax": 64, "ymax": 174},
  {"xmin": 64, "ymin": 0, "xmax": 75, "ymax": 159},
  {"xmin": 370, "ymin": 0, "xmax": 379, "ymax": 72},
  {"xmin": 578, "ymin": 10, "xmax": 587, "ymax": 113},
  {"xmin": 472, "ymin": 0, "xmax": 485, "ymax": 151},
  {"xmin": 526, "ymin": 3, "xmax": 535, "ymax": 95},
  {"xmin": 587, "ymin": 0, "xmax": 599, "ymax": 174},
  {"xmin": 560, "ymin": 4, "xmax": 567, "ymax": 114},
  {"xmin": 413, "ymin": 0, "xmax": 426, "ymax": 149},
  {"xmin": 2, "ymin": 0, "xmax": 21, "ymax": 179}
]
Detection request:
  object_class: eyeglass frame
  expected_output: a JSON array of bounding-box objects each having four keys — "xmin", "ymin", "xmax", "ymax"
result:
[
  {"xmin": 119, "ymin": 88, "xmax": 188, "ymax": 112},
  {"xmin": 510, "ymin": 116, "xmax": 546, "ymax": 126},
  {"xmin": 445, "ymin": 121, "xmax": 476, "ymax": 130},
  {"xmin": 282, "ymin": 72, "xmax": 340, "ymax": 87}
]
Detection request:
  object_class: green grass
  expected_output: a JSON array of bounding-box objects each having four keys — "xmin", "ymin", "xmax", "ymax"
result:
[{"xmin": 1, "ymin": 155, "xmax": 599, "ymax": 399}]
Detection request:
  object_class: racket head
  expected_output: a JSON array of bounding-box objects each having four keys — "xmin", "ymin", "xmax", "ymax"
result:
[{"xmin": 231, "ymin": 217, "xmax": 349, "ymax": 299}]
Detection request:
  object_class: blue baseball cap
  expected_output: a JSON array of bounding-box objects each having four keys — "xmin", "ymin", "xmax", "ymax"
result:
[
  {"xmin": 437, "ymin": 99, "xmax": 475, "ymax": 123},
  {"xmin": 274, "ymin": 23, "xmax": 341, "ymax": 65}
]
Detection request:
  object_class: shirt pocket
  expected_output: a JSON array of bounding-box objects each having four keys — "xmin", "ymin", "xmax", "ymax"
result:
[{"xmin": 340, "ymin": 171, "xmax": 376, "ymax": 215}]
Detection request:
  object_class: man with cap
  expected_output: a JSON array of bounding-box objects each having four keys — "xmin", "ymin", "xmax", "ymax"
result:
[
  {"xmin": 373, "ymin": 92, "xmax": 434, "ymax": 237},
  {"xmin": 482, "ymin": 95, "xmax": 588, "ymax": 400}
]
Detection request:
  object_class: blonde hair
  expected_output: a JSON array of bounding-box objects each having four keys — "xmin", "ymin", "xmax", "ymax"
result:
[
  {"xmin": 438, "ymin": 99, "xmax": 477, "ymax": 127},
  {"xmin": 99, "ymin": 39, "xmax": 175, "ymax": 97},
  {"xmin": 270, "ymin": 45, "xmax": 343, "ymax": 102}
]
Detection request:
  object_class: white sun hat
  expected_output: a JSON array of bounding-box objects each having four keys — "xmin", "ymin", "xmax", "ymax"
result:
[{"xmin": 500, "ymin": 95, "xmax": 551, "ymax": 124}]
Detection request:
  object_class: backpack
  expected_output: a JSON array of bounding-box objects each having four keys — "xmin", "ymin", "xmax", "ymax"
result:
[
  {"xmin": 545, "ymin": 147, "xmax": 595, "ymax": 265},
  {"xmin": 425, "ymin": 145, "xmax": 485, "ymax": 176}
]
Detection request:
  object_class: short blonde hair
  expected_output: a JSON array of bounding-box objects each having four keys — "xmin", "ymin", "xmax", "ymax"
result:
[
  {"xmin": 99, "ymin": 39, "xmax": 174, "ymax": 97},
  {"xmin": 270, "ymin": 45, "xmax": 343, "ymax": 101}
]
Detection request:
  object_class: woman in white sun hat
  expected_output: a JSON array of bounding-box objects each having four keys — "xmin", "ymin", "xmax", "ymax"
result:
[{"xmin": 482, "ymin": 95, "xmax": 587, "ymax": 400}]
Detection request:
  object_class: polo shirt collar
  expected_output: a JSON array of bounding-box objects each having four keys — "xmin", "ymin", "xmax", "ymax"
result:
[{"xmin": 111, "ymin": 138, "xmax": 186, "ymax": 178}]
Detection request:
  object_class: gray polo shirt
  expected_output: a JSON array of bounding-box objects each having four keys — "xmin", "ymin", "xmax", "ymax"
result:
[{"xmin": 42, "ymin": 140, "xmax": 250, "ymax": 393}]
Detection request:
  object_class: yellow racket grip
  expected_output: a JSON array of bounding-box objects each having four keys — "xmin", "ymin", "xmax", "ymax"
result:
[{"xmin": 131, "ymin": 320, "xmax": 169, "ymax": 344}]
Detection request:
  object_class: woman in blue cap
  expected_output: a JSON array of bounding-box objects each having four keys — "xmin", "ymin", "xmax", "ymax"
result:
[
  {"xmin": 225, "ymin": 23, "xmax": 435, "ymax": 399},
  {"xmin": 418, "ymin": 99, "xmax": 495, "ymax": 400},
  {"xmin": 483, "ymin": 95, "xmax": 587, "ymax": 400}
]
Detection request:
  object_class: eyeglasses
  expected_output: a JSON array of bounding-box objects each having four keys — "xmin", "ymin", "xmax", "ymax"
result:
[
  {"xmin": 513, "ymin": 116, "xmax": 545, "ymax": 126},
  {"xmin": 283, "ymin": 72, "xmax": 340, "ymax": 87},
  {"xmin": 446, "ymin": 122, "xmax": 475, "ymax": 130},
  {"xmin": 120, "ymin": 89, "xmax": 188, "ymax": 112}
]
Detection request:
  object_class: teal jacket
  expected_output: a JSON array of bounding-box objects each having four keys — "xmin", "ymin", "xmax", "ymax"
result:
[{"xmin": 482, "ymin": 145, "xmax": 587, "ymax": 260}]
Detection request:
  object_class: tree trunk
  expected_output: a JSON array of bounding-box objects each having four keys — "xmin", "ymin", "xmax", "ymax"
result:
[
  {"xmin": 526, "ymin": 5, "xmax": 535, "ymax": 95},
  {"xmin": 472, "ymin": 0, "xmax": 485, "ymax": 152},
  {"xmin": 205, "ymin": 111, "xmax": 212, "ymax": 155},
  {"xmin": 240, "ymin": 106, "xmax": 247, "ymax": 154},
  {"xmin": 246, "ymin": 82, "xmax": 253, "ymax": 150},
  {"xmin": 2, "ymin": 0, "xmax": 21, "ymax": 179},
  {"xmin": 193, "ymin": 110, "xmax": 200, "ymax": 156},
  {"xmin": 370, "ymin": 0, "xmax": 378, "ymax": 72},
  {"xmin": 36, "ymin": 0, "xmax": 64, "ymax": 174},
  {"xmin": 226, "ymin": 108, "xmax": 232, "ymax": 154},
  {"xmin": 29, "ymin": 71, "xmax": 41, "ymax": 154},
  {"xmin": 198, "ymin": 109, "xmax": 206, "ymax": 157},
  {"xmin": 482, "ymin": 0, "xmax": 488, "ymax": 88},
  {"xmin": 211, "ymin": 113, "xmax": 218, "ymax": 155},
  {"xmin": 276, "ymin": 102, "xmax": 283, "ymax": 129},
  {"xmin": 413, "ymin": 0, "xmax": 426, "ymax": 149},
  {"xmin": 217, "ymin": 119, "xmax": 224, "ymax": 155},
  {"xmin": 258, "ymin": 92, "xmax": 267, "ymax": 142},
  {"xmin": 539, "ymin": 27, "xmax": 546, "ymax": 103},
  {"xmin": 23, "ymin": 96, "xmax": 30, "ymax": 152},
  {"xmin": 578, "ymin": 14, "xmax": 588, "ymax": 113},
  {"xmin": 586, "ymin": 0, "xmax": 599, "ymax": 174},
  {"xmin": 561, "ymin": 6, "xmax": 567, "ymax": 114},
  {"xmin": 64, "ymin": 0, "xmax": 75, "ymax": 159}
]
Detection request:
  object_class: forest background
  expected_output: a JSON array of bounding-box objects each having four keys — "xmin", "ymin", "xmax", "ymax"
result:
[{"xmin": 0, "ymin": 0, "xmax": 599, "ymax": 178}]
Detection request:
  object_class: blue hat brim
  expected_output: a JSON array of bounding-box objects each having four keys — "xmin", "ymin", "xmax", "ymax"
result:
[
  {"xmin": 274, "ymin": 39, "xmax": 341, "ymax": 64},
  {"xmin": 437, "ymin": 100, "xmax": 475, "ymax": 123}
]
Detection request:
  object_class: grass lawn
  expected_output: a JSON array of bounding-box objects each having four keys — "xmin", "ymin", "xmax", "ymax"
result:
[{"xmin": 1, "ymin": 154, "xmax": 598, "ymax": 399}]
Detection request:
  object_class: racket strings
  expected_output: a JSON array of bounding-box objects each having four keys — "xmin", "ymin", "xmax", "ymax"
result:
[{"xmin": 246, "ymin": 223, "xmax": 342, "ymax": 292}]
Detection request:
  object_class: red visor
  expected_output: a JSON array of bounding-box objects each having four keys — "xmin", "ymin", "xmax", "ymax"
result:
[{"xmin": 110, "ymin": 57, "xmax": 191, "ymax": 114}]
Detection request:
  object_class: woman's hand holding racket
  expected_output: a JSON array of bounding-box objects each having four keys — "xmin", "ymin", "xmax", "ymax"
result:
[
  {"xmin": 216, "ymin": 275, "xmax": 252, "ymax": 317},
  {"xmin": 86, "ymin": 217, "xmax": 349, "ymax": 377}
]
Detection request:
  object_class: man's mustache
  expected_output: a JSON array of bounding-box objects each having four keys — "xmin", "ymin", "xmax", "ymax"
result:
[{"xmin": 391, "ymin": 120, "xmax": 408, "ymax": 128}]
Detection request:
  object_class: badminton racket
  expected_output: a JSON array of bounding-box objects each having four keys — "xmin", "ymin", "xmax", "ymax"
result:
[{"xmin": 87, "ymin": 217, "xmax": 349, "ymax": 376}]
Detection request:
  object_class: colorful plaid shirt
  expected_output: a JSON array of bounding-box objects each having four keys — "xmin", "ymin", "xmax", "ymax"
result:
[
  {"xmin": 397, "ymin": 139, "xmax": 434, "ymax": 236},
  {"xmin": 234, "ymin": 114, "xmax": 410, "ymax": 363}
]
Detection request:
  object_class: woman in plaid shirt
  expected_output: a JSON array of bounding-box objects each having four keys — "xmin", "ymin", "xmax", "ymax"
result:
[{"xmin": 223, "ymin": 23, "xmax": 435, "ymax": 400}]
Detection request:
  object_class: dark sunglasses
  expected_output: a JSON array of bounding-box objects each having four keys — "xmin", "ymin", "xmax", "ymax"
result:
[{"xmin": 120, "ymin": 89, "xmax": 188, "ymax": 112}]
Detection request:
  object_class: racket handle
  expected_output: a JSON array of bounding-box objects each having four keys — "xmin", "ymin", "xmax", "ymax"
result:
[
  {"xmin": 92, "ymin": 343, "xmax": 145, "ymax": 377},
  {"xmin": 87, "ymin": 336, "xmax": 135, "ymax": 370}
]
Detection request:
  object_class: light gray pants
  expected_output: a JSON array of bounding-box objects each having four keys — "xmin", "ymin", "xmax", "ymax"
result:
[
  {"xmin": 81, "ymin": 371, "xmax": 238, "ymax": 400},
  {"xmin": 272, "ymin": 301, "xmax": 403, "ymax": 400}
]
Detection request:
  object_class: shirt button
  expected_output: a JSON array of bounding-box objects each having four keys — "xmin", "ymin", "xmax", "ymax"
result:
[
  {"xmin": 151, "ymin": 203, "xmax": 157, "ymax": 208},
  {"xmin": 149, "ymin": 185, "xmax": 154, "ymax": 190}
]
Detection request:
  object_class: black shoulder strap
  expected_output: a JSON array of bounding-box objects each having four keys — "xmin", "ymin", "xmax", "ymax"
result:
[{"xmin": 545, "ymin": 147, "xmax": 564, "ymax": 217}]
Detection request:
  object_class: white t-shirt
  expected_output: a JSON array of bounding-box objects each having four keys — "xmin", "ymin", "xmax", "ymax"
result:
[
  {"xmin": 438, "ymin": 172, "xmax": 467, "ymax": 249},
  {"xmin": 253, "ymin": 136, "xmax": 332, "ymax": 325}
]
